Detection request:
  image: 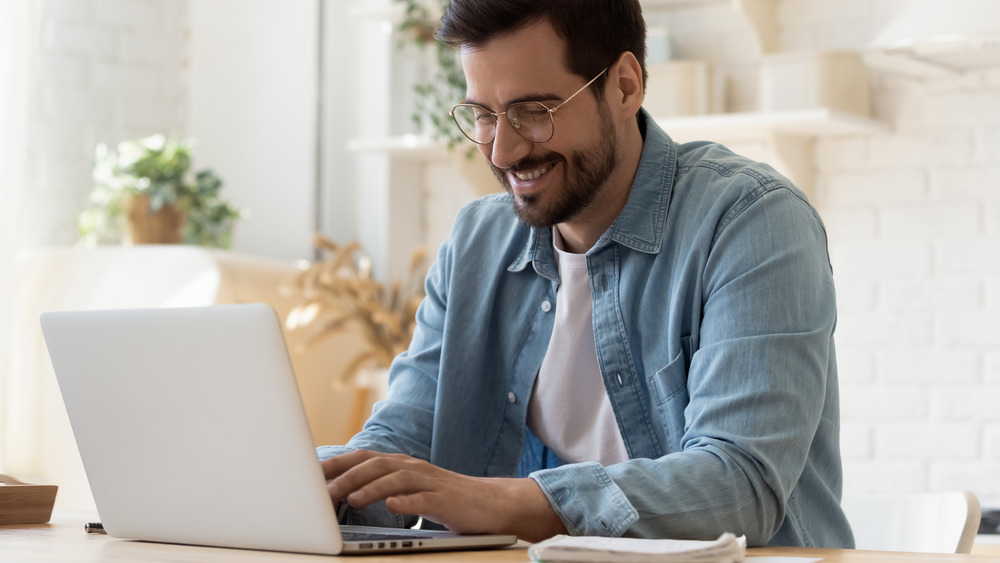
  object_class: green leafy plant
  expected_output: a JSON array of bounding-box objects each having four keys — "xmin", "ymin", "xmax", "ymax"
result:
[
  {"xmin": 396, "ymin": 0, "xmax": 469, "ymax": 150},
  {"xmin": 78, "ymin": 134, "xmax": 245, "ymax": 248}
]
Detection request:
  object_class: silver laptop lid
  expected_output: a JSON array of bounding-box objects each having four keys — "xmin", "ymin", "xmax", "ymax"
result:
[
  {"xmin": 41, "ymin": 304, "xmax": 344, "ymax": 555},
  {"xmin": 41, "ymin": 304, "xmax": 517, "ymax": 556}
]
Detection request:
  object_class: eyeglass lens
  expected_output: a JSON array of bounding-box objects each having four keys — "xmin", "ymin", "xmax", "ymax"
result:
[{"xmin": 451, "ymin": 102, "xmax": 553, "ymax": 144}]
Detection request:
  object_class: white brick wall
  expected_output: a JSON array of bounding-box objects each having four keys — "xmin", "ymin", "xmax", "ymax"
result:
[
  {"xmin": 24, "ymin": 0, "xmax": 188, "ymax": 248},
  {"xmin": 779, "ymin": 1, "xmax": 1000, "ymax": 506}
]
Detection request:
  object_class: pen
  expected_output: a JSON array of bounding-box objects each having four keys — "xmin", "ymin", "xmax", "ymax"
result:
[{"xmin": 85, "ymin": 522, "xmax": 106, "ymax": 534}]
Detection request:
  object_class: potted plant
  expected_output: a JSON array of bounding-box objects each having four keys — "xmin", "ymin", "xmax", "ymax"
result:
[
  {"xmin": 395, "ymin": 0, "xmax": 502, "ymax": 196},
  {"xmin": 396, "ymin": 0, "xmax": 468, "ymax": 150},
  {"xmin": 78, "ymin": 134, "xmax": 245, "ymax": 248}
]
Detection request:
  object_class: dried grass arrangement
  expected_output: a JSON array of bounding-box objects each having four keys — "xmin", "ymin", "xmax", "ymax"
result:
[{"xmin": 281, "ymin": 233, "xmax": 429, "ymax": 388}]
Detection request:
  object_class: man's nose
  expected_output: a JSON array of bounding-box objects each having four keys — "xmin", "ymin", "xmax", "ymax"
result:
[{"xmin": 487, "ymin": 117, "xmax": 533, "ymax": 170}]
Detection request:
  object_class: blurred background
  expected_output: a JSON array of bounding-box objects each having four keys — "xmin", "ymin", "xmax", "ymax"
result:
[{"xmin": 0, "ymin": 0, "xmax": 998, "ymax": 529}]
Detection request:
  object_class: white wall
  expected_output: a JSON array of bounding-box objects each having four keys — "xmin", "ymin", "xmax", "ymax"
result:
[
  {"xmin": 4, "ymin": 0, "xmax": 998, "ymax": 512},
  {"xmin": 187, "ymin": 0, "xmax": 320, "ymax": 260},
  {"xmin": 0, "ymin": 0, "xmax": 37, "ymax": 472},
  {"xmin": 318, "ymin": 1, "xmax": 363, "ymax": 253},
  {"xmin": 1, "ymin": 0, "xmax": 189, "ymax": 483}
]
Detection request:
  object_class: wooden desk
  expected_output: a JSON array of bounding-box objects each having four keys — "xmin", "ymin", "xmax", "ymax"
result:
[{"xmin": 2, "ymin": 512, "xmax": 998, "ymax": 562}]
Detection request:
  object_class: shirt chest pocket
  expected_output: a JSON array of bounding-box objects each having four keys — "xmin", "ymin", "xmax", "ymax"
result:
[{"xmin": 647, "ymin": 336, "xmax": 691, "ymax": 453}]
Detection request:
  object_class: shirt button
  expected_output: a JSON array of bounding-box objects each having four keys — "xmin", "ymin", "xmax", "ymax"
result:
[
  {"xmin": 541, "ymin": 300, "xmax": 552, "ymax": 312},
  {"xmin": 507, "ymin": 392, "xmax": 517, "ymax": 403}
]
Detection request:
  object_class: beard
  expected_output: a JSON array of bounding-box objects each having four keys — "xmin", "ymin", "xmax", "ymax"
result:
[{"xmin": 490, "ymin": 108, "xmax": 619, "ymax": 228}]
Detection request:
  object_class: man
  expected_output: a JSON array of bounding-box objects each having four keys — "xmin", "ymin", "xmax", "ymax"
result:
[{"xmin": 319, "ymin": 0, "xmax": 854, "ymax": 548}]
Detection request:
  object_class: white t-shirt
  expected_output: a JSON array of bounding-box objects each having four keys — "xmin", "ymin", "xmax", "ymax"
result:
[{"xmin": 526, "ymin": 229, "xmax": 629, "ymax": 466}]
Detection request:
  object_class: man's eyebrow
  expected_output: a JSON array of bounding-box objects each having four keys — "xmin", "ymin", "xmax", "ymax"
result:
[{"xmin": 461, "ymin": 92, "xmax": 563, "ymax": 109}]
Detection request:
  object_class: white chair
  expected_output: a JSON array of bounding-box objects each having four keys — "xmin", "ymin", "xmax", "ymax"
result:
[{"xmin": 842, "ymin": 490, "xmax": 982, "ymax": 554}]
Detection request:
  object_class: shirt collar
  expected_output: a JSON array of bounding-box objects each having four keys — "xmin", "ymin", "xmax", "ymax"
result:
[
  {"xmin": 508, "ymin": 108, "xmax": 677, "ymax": 275},
  {"xmin": 599, "ymin": 109, "xmax": 677, "ymax": 254}
]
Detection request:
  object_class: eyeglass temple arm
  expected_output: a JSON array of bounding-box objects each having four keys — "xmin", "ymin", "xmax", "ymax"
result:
[{"xmin": 550, "ymin": 67, "xmax": 609, "ymax": 113}]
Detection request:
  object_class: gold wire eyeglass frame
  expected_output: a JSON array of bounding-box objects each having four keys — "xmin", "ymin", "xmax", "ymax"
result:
[{"xmin": 449, "ymin": 67, "xmax": 609, "ymax": 145}]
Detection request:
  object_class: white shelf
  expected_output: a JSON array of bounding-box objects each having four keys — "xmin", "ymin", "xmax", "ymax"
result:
[
  {"xmin": 347, "ymin": 108, "xmax": 888, "ymax": 201},
  {"xmin": 348, "ymin": 108, "xmax": 888, "ymax": 157},
  {"xmin": 655, "ymin": 108, "xmax": 889, "ymax": 142},
  {"xmin": 347, "ymin": 135, "xmax": 451, "ymax": 161},
  {"xmin": 864, "ymin": 49, "xmax": 1000, "ymax": 80},
  {"xmin": 642, "ymin": 0, "xmax": 779, "ymax": 54},
  {"xmin": 346, "ymin": 0, "xmax": 883, "ymax": 203}
]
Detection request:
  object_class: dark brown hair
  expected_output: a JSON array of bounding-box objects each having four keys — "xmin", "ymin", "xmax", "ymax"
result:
[{"xmin": 437, "ymin": 0, "xmax": 647, "ymax": 96}]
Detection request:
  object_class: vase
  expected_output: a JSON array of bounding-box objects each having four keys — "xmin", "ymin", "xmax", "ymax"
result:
[{"xmin": 124, "ymin": 194, "xmax": 185, "ymax": 244}]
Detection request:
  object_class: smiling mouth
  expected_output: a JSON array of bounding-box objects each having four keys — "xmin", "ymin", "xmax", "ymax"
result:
[{"xmin": 513, "ymin": 162, "xmax": 555, "ymax": 182}]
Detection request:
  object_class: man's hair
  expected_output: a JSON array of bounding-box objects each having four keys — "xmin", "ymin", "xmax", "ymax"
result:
[{"xmin": 437, "ymin": 0, "xmax": 647, "ymax": 96}]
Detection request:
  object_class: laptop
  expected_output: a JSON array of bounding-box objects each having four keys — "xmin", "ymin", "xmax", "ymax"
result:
[{"xmin": 40, "ymin": 303, "xmax": 517, "ymax": 555}]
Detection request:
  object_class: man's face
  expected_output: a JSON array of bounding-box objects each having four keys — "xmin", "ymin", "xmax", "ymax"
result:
[{"xmin": 460, "ymin": 20, "xmax": 621, "ymax": 228}]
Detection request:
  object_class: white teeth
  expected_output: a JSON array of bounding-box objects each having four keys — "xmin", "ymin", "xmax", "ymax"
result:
[{"xmin": 515, "ymin": 163, "xmax": 553, "ymax": 181}]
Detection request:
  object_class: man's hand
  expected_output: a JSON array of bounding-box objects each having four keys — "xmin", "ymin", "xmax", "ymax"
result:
[{"xmin": 322, "ymin": 450, "xmax": 567, "ymax": 542}]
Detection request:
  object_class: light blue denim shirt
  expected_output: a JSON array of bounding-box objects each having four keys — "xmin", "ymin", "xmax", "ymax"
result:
[{"xmin": 318, "ymin": 110, "xmax": 854, "ymax": 548}]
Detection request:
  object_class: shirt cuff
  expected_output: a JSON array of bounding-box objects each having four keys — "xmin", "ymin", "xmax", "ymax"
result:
[
  {"xmin": 316, "ymin": 444, "xmax": 350, "ymax": 461},
  {"xmin": 530, "ymin": 461, "xmax": 639, "ymax": 537}
]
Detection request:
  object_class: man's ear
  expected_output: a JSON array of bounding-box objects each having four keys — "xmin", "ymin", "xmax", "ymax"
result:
[{"xmin": 608, "ymin": 51, "xmax": 644, "ymax": 118}]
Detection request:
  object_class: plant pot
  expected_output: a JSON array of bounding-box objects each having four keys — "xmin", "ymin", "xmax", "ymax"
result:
[{"xmin": 125, "ymin": 194, "xmax": 185, "ymax": 244}]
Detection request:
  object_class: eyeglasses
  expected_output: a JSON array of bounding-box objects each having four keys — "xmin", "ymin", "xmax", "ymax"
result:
[{"xmin": 449, "ymin": 67, "xmax": 608, "ymax": 145}]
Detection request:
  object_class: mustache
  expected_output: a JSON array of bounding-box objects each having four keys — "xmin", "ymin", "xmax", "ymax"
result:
[{"xmin": 490, "ymin": 154, "xmax": 566, "ymax": 176}]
